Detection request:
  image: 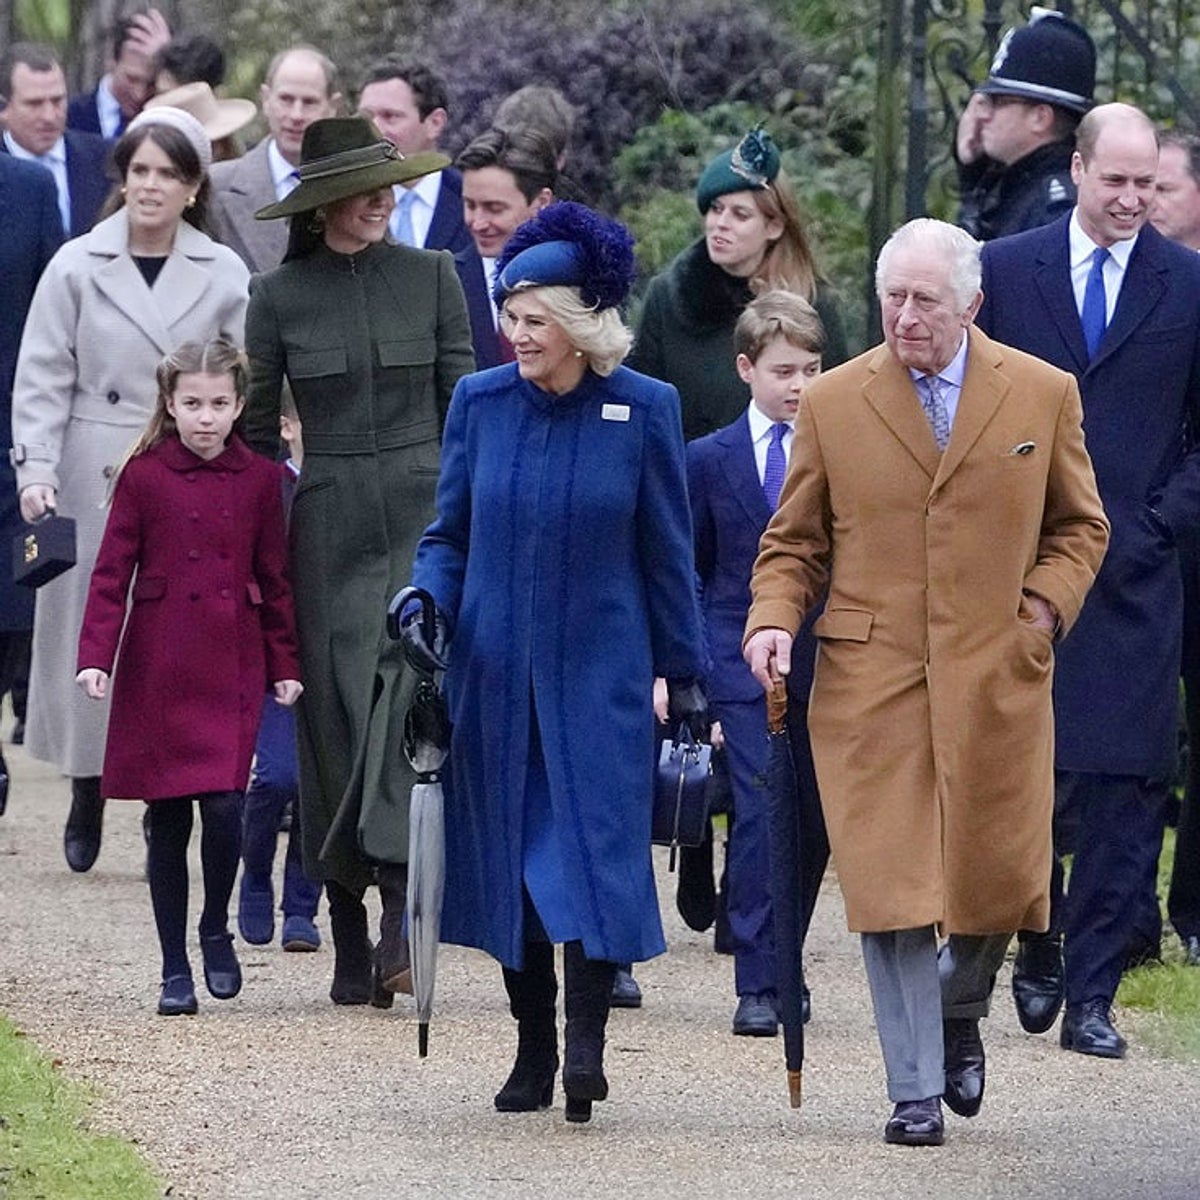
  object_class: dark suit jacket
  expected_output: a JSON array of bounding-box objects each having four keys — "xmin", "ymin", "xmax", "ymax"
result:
[
  {"xmin": 0, "ymin": 156, "xmax": 63, "ymax": 629},
  {"xmin": 424, "ymin": 169, "xmax": 470, "ymax": 254},
  {"xmin": 0, "ymin": 131, "xmax": 110, "ymax": 238},
  {"xmin": 454, "ymin": 245, "xmax": 503, "ymax": 369},
  {"xmin": 979, "ymin": 215, "xmax": 1200, "ymax": 776},
  {"xmin": 687, "ymin": 411, "xmax": 818, "ymax": 704},
  {"xmin": 66, "ymin": 89, "xmax": 119, "ymax": 138}
]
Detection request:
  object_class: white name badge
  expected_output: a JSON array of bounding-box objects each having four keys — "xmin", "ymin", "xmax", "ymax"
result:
[{"xmin": 601, "ymin": 403, "xmax": 631, "ymax": 422}]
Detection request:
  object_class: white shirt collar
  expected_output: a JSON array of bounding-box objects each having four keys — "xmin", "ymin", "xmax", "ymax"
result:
[
  {"xmin": 1068, "ymin": 208, "xmax": 1138, "ymax": 272},
  {"xmin": 4, "ymin": 131, "xmax": 66, "ymax": 166},
  {"xmin": 746, "ymin": 400, "xmax": 792, "ymax": 444},
  {"xmin": 96, "ymin": 75, "xmax": 123, "ymax": 139},
  {"xmin": 267, "ymin": 139, "xmax": 300, "ymax": 199}
]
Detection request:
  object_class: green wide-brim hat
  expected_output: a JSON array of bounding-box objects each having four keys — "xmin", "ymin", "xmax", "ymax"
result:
[{"xmin": 255, "ymin": 116, "xmax": 450, "ymax": 220}]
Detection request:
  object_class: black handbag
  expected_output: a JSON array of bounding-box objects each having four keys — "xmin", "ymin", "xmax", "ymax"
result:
[
  {"xmin": 13, "ymin": 512, "xmax": 77, "ymax": 588},
  {"xmin": 652, "ymin": 723, "xmax": 713, "ymax": 870}
]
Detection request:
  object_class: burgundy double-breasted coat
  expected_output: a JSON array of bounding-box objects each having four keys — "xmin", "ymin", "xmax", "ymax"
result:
[{"xmin": 77, "ymin": 435, "xmax": 299, "ymax": 801}]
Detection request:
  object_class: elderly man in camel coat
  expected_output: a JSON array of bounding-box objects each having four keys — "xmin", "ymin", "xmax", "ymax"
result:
[{"xmin": 744, "ymin": 218, "xmax": 1109, "ymax": 1147}]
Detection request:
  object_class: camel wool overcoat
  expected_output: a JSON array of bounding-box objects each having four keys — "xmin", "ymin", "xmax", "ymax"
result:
[{"xmin": 747, "ymin": 327, "xmax": 1109, "ymax": 935}]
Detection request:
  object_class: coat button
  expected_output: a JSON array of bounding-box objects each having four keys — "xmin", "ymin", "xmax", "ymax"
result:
[
  {"xmin": 186, "ymin": 474, "xmax": 196, "ymax": 483},
  {"xmin": 190, "ymin": 511, "xmax": 200, "ymax": 520},
  {"xmin": 190, "ymin": 591, "xmax": 200, "ymax": 601},
  {"xmin": 221, "ymin": 509, "xmax": 231, "ymax": 518},
  {"xmin": 188, "ymin": 549, "xmax": 200, "ymax": 560},
  {"xmin": 106, "ymin": 390, "xmax": 119, "ymax": 404},
  {"xmin": 220, "ymin": 587, "xmax": 231, "ymax": 599}
]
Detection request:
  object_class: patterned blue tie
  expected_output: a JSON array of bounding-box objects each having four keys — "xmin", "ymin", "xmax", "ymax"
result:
[
  {"xmin": 391, "ymin": 187, "xmax": 418, "ymax": 246},
  {"xmin": 763, "ymin": 422, "xmax": 788, "ymax": 509},
  {"xmin": 1081, "ymin": 246, "xmax": 1110, "ymax": 360},
  {"xmin": 921, "ymin": 375, "xmax": 951, "ymax": 451}
]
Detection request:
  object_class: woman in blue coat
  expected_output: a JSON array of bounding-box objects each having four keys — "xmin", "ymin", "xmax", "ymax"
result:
[{"xmin": 404, "ymin": 204, "xmax": 707, "ymax": 1123}]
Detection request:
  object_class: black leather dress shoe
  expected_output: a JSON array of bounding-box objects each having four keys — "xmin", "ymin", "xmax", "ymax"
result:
[
  {"xmin": 611, "ymin": 966, "xmax": 642, "ymax": 1008},
  {"xmin": 732, "ymin": 992, "xmax": 779, "ymax": 1037},
  {"xmin": 200, "ymin": 933, "xmax": 242, "ymax": 1000},
  {"xmin": 157, "ymin": 974, "xmax": 198, "ymax": 1016},
  {"xmin": 942, "ymin": 1018, "xmax": 985, "ymax": 1117},
  {"xmin": 64, "ymin": 776, "xmax": 105, "ymax": 873},
  {"xmin": 884, "ymin": 1097, "xmax": 944, "ymax": 1146},
  {"xmin": 1060, "ymin": 999, "xmax": 1126, "ymax": 1059},
  {"xmin": 1183, "ymin": 935, "xmax": 1200, "ymax": 967},
  {"xmin": 1011, "ymin": 933, "xmax": 1064, "ymax": 1034}
]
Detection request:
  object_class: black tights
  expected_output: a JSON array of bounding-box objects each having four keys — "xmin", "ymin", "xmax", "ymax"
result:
[{"xmin": 146, "ymin": 792, "xmax": 242, "ymax": 980}]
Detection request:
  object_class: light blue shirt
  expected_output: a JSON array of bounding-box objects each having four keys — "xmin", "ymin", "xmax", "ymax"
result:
[
  {"xmin": 1069, "ymin": 209, "xmax": 1136, "ymax": 324},
  {"xmin": 390, "ymin": 171, "xmax": 442, "ymax": 247},
  {"xmin": 266, "ymin": 139, "xmax": 301, "ymax": 202},
  {"xmin": 4, "ymin": 131, "xmax": 70, "ymax": 234},
  {"xmin": 96, "ymin": 75, "xmax": 123, "ymax": 140},
  {"xmin": 908, "ymin": 331, "xmax": 969, "ymax": 433}
]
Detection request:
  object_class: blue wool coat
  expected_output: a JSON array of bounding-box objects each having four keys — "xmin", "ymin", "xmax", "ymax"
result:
[{"xmin": 413, "ymin": 363, "xmax": 706, "ymax": 969}]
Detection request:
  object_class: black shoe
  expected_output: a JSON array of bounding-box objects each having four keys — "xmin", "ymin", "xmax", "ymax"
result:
[
  {"xmin": 942, "ymin": 1017, "xmax": 984, "ymax": 1118},
  {"xmin": 1184, "ymin": 935, "xmax": 1200, "ymax": 966},
  {"xmin": 328, "ymin": 883, "xmax": 373, "ymax": 1005},
  {"xmin": 1011, "ymin": 933, "xmax": 1063, "ymax": 1034},
  {"xmin": 610, "ymin": 966, "xmax": 642, "ymax": 1009},
  {"xmin": 675, "ymin": 832, "xmax": 716, "ymax": 932},
  {"xmin": 884, "ymin": 1097, "xmax": 944, "ymax": 1146},
  {"xmin": 562, "ymin": 942, "xmax": 614, "ymax": 1124},
  {"xmin": 200, "ymin": 933, "xmax": 242, "ymax": 999},
  {"xmin": 157, "ymin": 974, "xmax": 198, "ymax": 1016},
  {"xmin": 494, "ymin": 1018, "xmax": 558, "ymax": 1112},
  {"xmin": 1060, "ymin": 999, "xmax": 1126, "ymax": 1059},
  {"xmin": 64, "ymin": 776, "xmax": 104, "ymax": 873},
  {"xmin": 732, "ymin": 992, "xmax": 779, "ymax": 1037}
]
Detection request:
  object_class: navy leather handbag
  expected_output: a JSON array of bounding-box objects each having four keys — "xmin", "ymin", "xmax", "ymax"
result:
[{"xmin": 652, "ymin": 723, "xmax": 713, "ymax": 870}]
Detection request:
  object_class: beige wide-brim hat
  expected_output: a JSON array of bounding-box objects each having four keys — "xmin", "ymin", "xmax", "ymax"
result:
[
  {"xmin": 145, "ymin": 81, "xmax": 257, "ymax": 143},
  {"xmin": 254, "ymin": 116, "xmax": 449, "ymax": 220}
]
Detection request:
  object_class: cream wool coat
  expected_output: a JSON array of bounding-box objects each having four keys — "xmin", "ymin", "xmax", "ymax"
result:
[
  {"xmin": 11, "ymin": 210, "xmax": 249, "ymax": 778},
  {"xmin": 747, "ymin": 327, "xmax": 1109, "ymax": 935}
]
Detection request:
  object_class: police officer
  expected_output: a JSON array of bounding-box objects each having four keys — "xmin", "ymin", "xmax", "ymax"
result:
[{"xmin": 956, "ymin": 9, "xmax": 1096, "ymax": 241}]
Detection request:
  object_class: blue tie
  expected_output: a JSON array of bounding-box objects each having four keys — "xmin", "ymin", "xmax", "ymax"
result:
[
  {"xmin": 392, "ymin": 187, "xmax": 418, "ymax": 246},
  {"xmin": 763, "ymin": 422, "xmax": 788, "ymax": 510},
  {"xmin": 1081, "ymin": 247, "xmax": 1110, "ymax": 360},
  {"xmin": 920, "ymin": 375, "xmax": 951, "ymax": 451}
]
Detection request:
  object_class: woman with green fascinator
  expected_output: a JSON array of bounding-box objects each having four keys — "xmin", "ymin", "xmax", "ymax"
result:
[{"xmin": 631, "ymin": 127, "xmax": 848, "ymax": 442}]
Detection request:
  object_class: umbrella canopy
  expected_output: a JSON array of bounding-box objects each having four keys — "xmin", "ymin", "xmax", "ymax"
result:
[{"xmin": 766, "ymin": 679, "xmax": 805, "ymax": 1108}]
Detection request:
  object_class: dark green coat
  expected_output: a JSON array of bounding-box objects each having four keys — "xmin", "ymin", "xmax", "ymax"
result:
[
  {"xmin": 244, "ymin": 241, "xmax": 474, "ymax": 890},
  {"xmin": 629, "ymin": 238, "xmax": 849, "ymax": 442}
]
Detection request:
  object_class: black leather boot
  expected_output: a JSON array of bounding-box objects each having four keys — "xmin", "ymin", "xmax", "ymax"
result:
[
  {"xmin": 375, "ymin": 863, "xmax": 411, "ymax": 1003},
  {"xmin": 64, "ymin": 776, "xmax": 104, "ymax": 873},
  {"xmin": 327, "ymin": 882, "xmax": 373, "ymax": 1005},
  {"xmin": 562, "ymin": 940, "xmax": 617, "ymax": 1123},
  {"xmin": 495, "ymin": 941, "xmax": 559, "ymax": 1111}
]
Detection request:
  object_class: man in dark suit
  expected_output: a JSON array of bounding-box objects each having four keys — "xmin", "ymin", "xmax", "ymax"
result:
[
  {"xmin": 687, "ymin": 291, "xmax": 830, "ymax": 1037},
  {"xmin": 453, "ymin": 127, "xmax": 557, "ymax": 370},
  {"xmin": 978, "ymin": 102, "xmax": 1200, "ymax": 1057},
  {"xmin": 1, "ymin": 44, "xmax": 110, "ymax": 238},
  {"xmin": 358, "ymin": 59, "xmax": 470, "ymax": 255},
  {"xmin": 66, "ymin": 8, "xmax": 169, "ymax": 139},
  {"xmin": 0, "ymin": 154, "xmax": 64, "ymax": 813},
  {"xmin": 208, "ymin": 46, "xmax": 341, "ymax": 274}
]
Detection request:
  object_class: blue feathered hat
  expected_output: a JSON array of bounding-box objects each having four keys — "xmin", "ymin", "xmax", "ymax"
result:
[
  {"xmin": 493, "ymin": 201, "xmax": 637, "ymax": 312},
  {"xmin": 695, "ymin": 127, "xmax": 781, "ymax": 213}
]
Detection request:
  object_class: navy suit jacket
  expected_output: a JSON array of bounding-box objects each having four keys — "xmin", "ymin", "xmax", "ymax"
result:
[
  {"xmin": 454, "ymin": 245, "xmax": 503, "ymax": 369},
  {"xmin": 0, "ymin": 156, "xmax": 63, "ymax": 629},
  {"xmin": 0, "ymin": 130, "xmax": 110, "ymax": 237},
  {"xmin": 424, "ymin": 169, "xmax": 470, "ymax": 254},
  {"xmin": 66, "ymin": 89, "xmax": 121, "ymax": 138},
  {"xmin": 979, "ymin": 215, "xmax": 1200, "ymax": 776},
  {"xmin": 687, "ymin": 411, "xmax": 819, "ymax": 704}
]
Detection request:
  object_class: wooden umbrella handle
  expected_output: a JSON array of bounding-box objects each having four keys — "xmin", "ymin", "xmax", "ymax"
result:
[{"xmin": 766, "ymin": 678, "xmax": 788, "ymax": 735}]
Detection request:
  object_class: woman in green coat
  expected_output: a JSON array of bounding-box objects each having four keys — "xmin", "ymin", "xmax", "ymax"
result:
[
  {"xmin": 630, "ymin": 128, "xmax": 848, "ymax": 442},
  {"xmin": 243, "ymin": 118, "xmax": 474, "ymax": 1005}
]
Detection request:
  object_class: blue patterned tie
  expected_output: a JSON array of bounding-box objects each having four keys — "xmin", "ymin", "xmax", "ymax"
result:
[
  {"xmin": 763, "ymin": 422, "xmax": 788, "ymax": 509},
  {"xmin": 391, "ymin": 187, "xmax": 418, "ymax": 246},
  {"xmin": 921, "ymin": 376, "xmax": 951, "ymax": 451},
  {"xmin": 1081, "ymin": 246, "xmax": 1110, "ymax": 360}
]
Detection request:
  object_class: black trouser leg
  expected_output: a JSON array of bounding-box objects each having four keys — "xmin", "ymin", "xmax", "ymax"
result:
[
  {"xmin": 326, "ymin": 879, "xmax": 372, "ymax": 1005},
  {"xmin": 146, "ymin": 797, "xmax": 194, "ymax": 980},
  {"xmin": 64, "ymin": 775, "xmax": 105, "ymax": 872},
  {"xmin": 495, "ymin": 941, "xmax": 559, "ymax": 1111},
  {"xmin": 562, "ymin": 940, "xmax": 617, "ymax": 1122}
]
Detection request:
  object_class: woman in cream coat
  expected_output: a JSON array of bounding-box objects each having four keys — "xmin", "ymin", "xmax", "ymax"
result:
[{"xmin": 11, "ymin": 106, "xmax": 248, "ymax": 873}]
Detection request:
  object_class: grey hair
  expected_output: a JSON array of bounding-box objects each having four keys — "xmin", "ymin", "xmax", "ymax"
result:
[
  {"xmin": 503, "ymin": 284, "xmax": 632, "ymax": 377},
  {"xmin": 875, "ymin": 218, "xmax": 982, "ymax": 311}
]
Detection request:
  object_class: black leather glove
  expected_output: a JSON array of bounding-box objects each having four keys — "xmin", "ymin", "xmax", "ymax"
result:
[
  {"xmin": 667, "ymin": 676, "xmax": 708, "ymax": 742},
  {"xmin": 387, "ymin": 586, "xmax": 448, "ymax": 674}
]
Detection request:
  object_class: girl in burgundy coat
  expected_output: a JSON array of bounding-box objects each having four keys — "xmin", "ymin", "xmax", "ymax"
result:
[{"xmin": 77, "ymin": 339, "xmax": 301, "ymax": 1017}]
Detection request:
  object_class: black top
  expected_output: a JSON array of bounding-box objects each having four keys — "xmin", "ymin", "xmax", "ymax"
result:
[
  {"xmin": 133, "ymin": 255, "xmax": 167, "ymax": 287},
  {"xmin": 957, "ymin": 140, "xmax": 1076, "ymax": 243}
]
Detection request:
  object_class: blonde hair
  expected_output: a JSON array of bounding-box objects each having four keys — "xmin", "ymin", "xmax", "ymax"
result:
[
  {"xmin": 749, "ymin": 167, "xmax": 819, "ymax": 300},
  {"xmin": 503, "ymin": 284, "xmax": 633, "ymax": 377},
  {"xmin": 107, "ymin": 338, "xmax": 247, "ymax": 499}
]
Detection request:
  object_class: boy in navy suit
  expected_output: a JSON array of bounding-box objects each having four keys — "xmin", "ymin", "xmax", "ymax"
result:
[{"xmin": 687, "ymin": 292, "xmax": 831, "ymax": 1036}]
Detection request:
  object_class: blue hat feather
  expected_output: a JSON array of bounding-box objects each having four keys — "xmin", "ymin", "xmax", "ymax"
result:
[{"xmin": 494, "ymin": 201, "xmax": 637, "ymax": 311}]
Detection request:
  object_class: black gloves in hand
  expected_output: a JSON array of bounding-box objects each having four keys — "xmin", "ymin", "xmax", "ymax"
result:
[
  {"xmin": 386, "ymin": 586, "xmax": 448, "ymax": 674},
  {"xmin": 667, "ymin": 676, "xmax": 708, "ymax": 741}
]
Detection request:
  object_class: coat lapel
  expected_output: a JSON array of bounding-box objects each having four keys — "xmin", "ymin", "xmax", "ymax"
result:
[
  {"xmin": 716, "ymin": 413, "xmax": 772, "ymax": 529},
  {"xmin": 933, "ymin": 327, "xmax": 1007, "ymax": 490},
  {"xmin": 223, "ymin": 144, "xmax": 287, "ymax": 272},
  {"xmin": 1032, "ymin": 226, "xmax": 1089, "ymax": 375},
  {"xmin": 1089, "ymin": 229, "xmax": 1168, "ymax": 372},
  {"xmin": 862, "ymin": 346, "xmax": 942, "ymax": 479}
]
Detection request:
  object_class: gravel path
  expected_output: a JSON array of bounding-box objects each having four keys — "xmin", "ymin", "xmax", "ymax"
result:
[{"xmin": 2, "ymin": 744, "xmax": 1199, "ymax": 1200}]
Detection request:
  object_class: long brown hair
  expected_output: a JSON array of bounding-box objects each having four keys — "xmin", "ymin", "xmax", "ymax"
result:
[
  {"xmin": 107, "ymin": 339, "xmax": 247, "ymax": 499},
  {"xmin": 750, "ymin": 166, "xmax": 820, "ymax": 301}
]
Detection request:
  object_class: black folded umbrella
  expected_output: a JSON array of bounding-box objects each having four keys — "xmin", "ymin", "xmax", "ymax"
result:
[{"xmin": 766, "ymin": 679, "xmax": 805, "ymax": 1108}]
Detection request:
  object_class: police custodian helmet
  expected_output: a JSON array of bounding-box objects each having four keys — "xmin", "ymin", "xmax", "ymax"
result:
[{"xmin": 977, "ymin": 7, "xmax": 1096, "ymax": 115}]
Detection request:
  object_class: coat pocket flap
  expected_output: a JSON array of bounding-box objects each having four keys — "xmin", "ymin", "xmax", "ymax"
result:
[
  {"xmin": 813, "ymin": 607, "xmax": 874, "ymax": 642},
  {"xmin": 246, "ymin": 580, "xmax": 263, "ymax": 606},
  {"xmin": 289, "ymin": 348, "xmax": 348, "ymax": 379},
  {"xmin": 132, "ymin": 572, "xmax": 166, "ymax": 601},
  {"xmin": 378, "ymin": 338, "xmax": 435, "ymax": 368}
]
